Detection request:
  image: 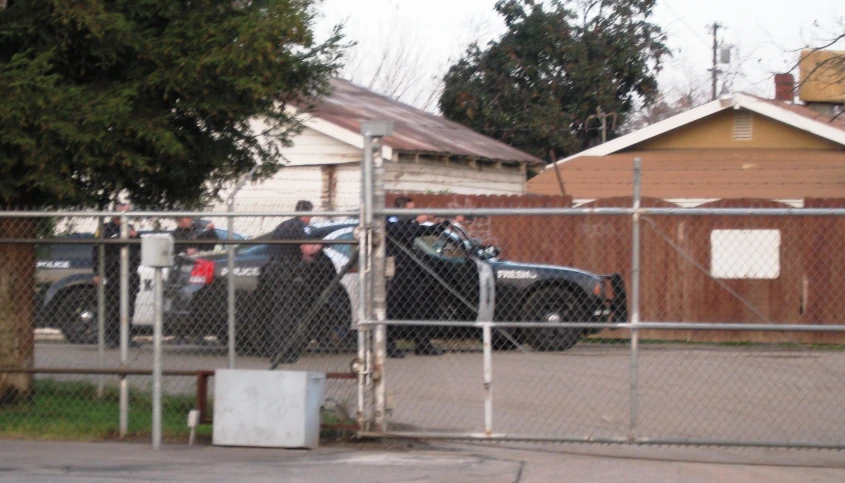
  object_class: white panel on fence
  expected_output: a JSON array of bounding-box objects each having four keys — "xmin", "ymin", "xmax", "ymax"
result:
[{"xmin": 710, "ymin": 229, "xmax": 781, "ymax": 279}]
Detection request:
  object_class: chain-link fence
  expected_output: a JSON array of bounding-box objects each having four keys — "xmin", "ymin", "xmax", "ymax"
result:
[
  {"xmin": 3, "ymin": 165, "xmax": 845, "ymax": 449},
  {"xmin": 0, "ymin": 198, "xmax": 362, "ymax": 441}
]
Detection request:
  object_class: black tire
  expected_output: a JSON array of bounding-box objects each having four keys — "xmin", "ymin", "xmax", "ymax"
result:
[
  {"xmin": 492, "ymin": 329, "xmax": 520, "ymax": 350},
  {"xmin": 521, "ymin": 287, "xmax": 585, "ymax": 352},
  {"xmin": 56, "ymin": 288, "xmax": 99, "ymax": 345}
]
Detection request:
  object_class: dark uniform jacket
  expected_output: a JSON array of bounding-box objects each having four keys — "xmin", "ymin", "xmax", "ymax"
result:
[
  {"xmin": 386, "ymin": 220, "xmax": 450, "ymax": 320},
  {"xmin": 172, "ymin": 223, "xmax": 219, "ymax": 255},
  {"xmin": 269, "ymin": 217, "xmax": 309, "ymax": 263},
  {"xmin": 92, "ymin": 220, "xmax": 141, "ymax": 285}
]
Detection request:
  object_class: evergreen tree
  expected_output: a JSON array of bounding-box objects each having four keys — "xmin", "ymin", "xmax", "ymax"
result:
[
  {"xmin": 0, "ymin": 0, "xmax": 343, "ymax": 402},
  {"xmin": 439, "ymin": 0, "xmax": 669, "ymax": 161}
]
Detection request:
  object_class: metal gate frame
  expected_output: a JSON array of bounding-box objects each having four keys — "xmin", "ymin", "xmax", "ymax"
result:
[{"xmin": 355, "ymin": 151, "xmax": 845, "ymax": 449}]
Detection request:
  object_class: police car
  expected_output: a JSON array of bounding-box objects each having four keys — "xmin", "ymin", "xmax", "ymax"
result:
[
  {"xmin": 165, "ymin": 221, "xmax": 627, "ymax": 354},
  {"xmin": 34, "ymin": 227, "xmax": 248, "ymax": 344}
]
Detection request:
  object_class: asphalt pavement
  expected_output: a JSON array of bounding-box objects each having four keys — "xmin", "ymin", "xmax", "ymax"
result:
[{"xmin": 2, "ymin": 438, "xmax": 845, "ymax": 482}]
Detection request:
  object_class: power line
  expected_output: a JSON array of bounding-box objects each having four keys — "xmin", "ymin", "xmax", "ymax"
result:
[{"xmin": 662, "ymin": 1, "xmax": 711, "ymax": 48}]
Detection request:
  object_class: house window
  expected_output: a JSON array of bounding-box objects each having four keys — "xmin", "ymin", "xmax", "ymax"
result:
[
  {"xmin": 733, "ymin": 111, "xmax": 752, "ymax": 140},
  {"xmin": 710, "ymin": 229, "xmax": 780, "ymax": 279}
]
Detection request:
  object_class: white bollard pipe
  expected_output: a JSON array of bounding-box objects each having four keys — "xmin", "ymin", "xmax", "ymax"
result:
[{"xmin": 152, "ymin": 267, "xmax": 163, "ymax": 450}]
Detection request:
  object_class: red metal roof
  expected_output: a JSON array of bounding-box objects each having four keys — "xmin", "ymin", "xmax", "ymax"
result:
[
  {"xmin": 746, "ymin": 94, "xmax": 845, "ymax": 132},
  {"xmin": 303, "ymin": 78, "xmax": 544, "ymax": 165}
]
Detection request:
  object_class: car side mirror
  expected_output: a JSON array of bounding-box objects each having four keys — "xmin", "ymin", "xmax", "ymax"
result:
[{"xmin": 481, "ymin": 245, "xmax": 500, "ymax": 259}]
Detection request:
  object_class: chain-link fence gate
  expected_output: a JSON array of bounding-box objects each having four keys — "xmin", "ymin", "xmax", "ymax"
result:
[{"xmin": 357, "ymin": 155, "xmax": 845, "ymax": 449}]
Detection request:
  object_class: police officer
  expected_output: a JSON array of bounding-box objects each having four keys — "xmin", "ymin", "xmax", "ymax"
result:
[
  {"xmin": 92, "ymin": 203, "xmax": 141, "ymax": 348},
  {"xmin": 386, "ymin": 197, "xmax": 450, "ymax": 358},
  {"xmin": 259, "ymin": 200, "xmax": 322, "ymax": 362},
  {"xmin": 172, "ymin": 217, "xmax": 219, "ymax": 256}
]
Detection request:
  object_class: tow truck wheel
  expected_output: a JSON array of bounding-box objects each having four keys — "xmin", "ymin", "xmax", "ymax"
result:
[{"xmin": 522, "ymin": 287, "xmax": 584, "ymax": 352}]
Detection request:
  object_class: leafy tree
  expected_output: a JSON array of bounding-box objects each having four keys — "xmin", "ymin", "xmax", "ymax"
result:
[
  {"xmin": 620, "ymin": 85, "xmax": 708, "ymax": 134},
  {"xmin": 0, "ymin": 0, "xmax": 343, "ymax": 403},
  {"xmin": 439, "ymin": 0, "xmax": 669, "ymax": 161}
]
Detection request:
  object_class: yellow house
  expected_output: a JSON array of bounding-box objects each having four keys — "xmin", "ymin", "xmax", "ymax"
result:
[{"xmin": 527, "ymin": 92, "xmax": 845, "ymax": 204}]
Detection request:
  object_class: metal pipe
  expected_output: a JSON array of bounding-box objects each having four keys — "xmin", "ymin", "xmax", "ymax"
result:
[
  {"xmin": 1, "ymin": 237, "xmax": 354, "ymax": 245},
  {"xmin": 119, "ymin": 215, "xmax": 129, "ymax": 438},
  {"xmin": 357, "ymin": 431, "xmax": 845, "ymax": 450},
  {"xmin": 377, "ymin": 207, "xmax": 845, "ymax": 217},
  {"xmin": 356, "ymin": 320, "xmax": 845, "ymax": 331},
  {"xmin": 0, "ymin": 367, "xmax": 354, "ymax": 430},
  {"xmin": 0, "ymin": 210, "xmax": 359, "ymax": 218},
  {"xmin": 372, "ymin": 140, "xmax": 388, "ymax": 434},
  {"xmin": 482, "ymin": 323, "xmax": 493, "ymax": 436},
  {"xmin": 0, "ymin": 367, "xmax": 209, "ymax": 376},
  {"xmin": 638, "ymin": 207, "xmax": 845, "ymax": 216},
  {"xmin": 630, "ymin": 157, "xmax": 642, "ymax": 436},
  {"xmin": 356, "ymin": 288, "xmax": 370, "ymax": 432},
  {"xmin": 360, "ymin": 120, "xmax": 392, "ymax": 433},
  {"xmin": 362, "ymin": 137, "xmax": 374, "ymax": 228},
  {"xmin": 227, "ymin": 219, "xmax": 236, "ymax": 369},
  {"xmin": 357, "ymin": 142, "xmax": 372, "ymax": 431},
  {"xmin": 226, "ymin": 206, "xmax": 236, "ymax": 370},
  {"xmin": 96, "ymin": 217, "xmax": 105, "ymax": 398},
  {"xmin": 7, "ymin": 207, "xmax": 845, "ymax": 218},
  {"xmin": 152, "ymin": 268, "xmax": 163, "ymax": 450},
  {"xmin": 225, "ymin": 166, "xmax": 257, "ymax": 370},
  {"xmin": 362, "ymin": 130, "xmax": 386, "ymax": 432}
]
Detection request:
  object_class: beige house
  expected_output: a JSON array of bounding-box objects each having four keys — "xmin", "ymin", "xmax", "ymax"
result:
[{"xmin": 527, "ymin": 90, "xmax": 845, "ymax": 205}]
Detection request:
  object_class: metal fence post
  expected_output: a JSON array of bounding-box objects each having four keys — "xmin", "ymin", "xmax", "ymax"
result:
[
  {"xmin": 357, "ymin": 153, "xmax": 373, "ymax": 430},
  {"xmin": 227, "ymin": 207, "xmax": 236, "ymax": 369},
  {"xmin": 96, "ymin": 216, "xmax": 106, "ymax": 398},
  {"xmin": 119, "ymin": 214, "xmax": 129, "ymax": 437},
  {"xmin": 361, "ymin": 121, "xmax": 393, "ymax": 433},
  {"xmin": 630, "ymin": 157, "xmax": 642, "ymax": 437},
  {"xmin": 482, "ymin": 323, "xmax": 493, "ymax": 436},
  {"xmin": 225, "ymin": 167, "xmax": 256, "ymax": 369},
  {"xmin": 152, "ymin": 266, "xmax": 163, "ymax": 450}
]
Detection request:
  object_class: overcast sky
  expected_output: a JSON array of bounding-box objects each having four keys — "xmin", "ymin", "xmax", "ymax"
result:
[{"xmin": 314, "ymin": 0, "xmax": 844, "ymax": 109}]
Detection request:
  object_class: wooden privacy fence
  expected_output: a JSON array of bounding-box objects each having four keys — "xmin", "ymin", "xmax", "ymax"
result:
[{"xmin": 389, "ymin": 192, "xmax": 845, "ymax": 345}]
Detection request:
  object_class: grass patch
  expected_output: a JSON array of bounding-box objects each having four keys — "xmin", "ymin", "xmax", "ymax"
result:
[
  {"xmin": 0, "ymin": 379, "xmax": 358, "ymax": 443},
  {"xmin": 0, "ymin": 379, "xmax": 211, "ymax": 442}
]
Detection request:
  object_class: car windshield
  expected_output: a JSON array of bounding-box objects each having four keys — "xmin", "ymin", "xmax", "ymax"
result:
[
  {"xmin": 444, "ymin": 224, "xmax": 475, "ymax": 251},
  {"xmin": 414, "ymin": 228, "xmax": 469, "ymax": 261},
  {"xmin": 442, "ymin": 224, "xmax": 500, "ymax": 261}
]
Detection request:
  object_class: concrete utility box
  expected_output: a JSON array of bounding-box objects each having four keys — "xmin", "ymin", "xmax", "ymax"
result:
[{"xmin": 212, "ymin": 370, "xmax": 327, "ymax": 449}]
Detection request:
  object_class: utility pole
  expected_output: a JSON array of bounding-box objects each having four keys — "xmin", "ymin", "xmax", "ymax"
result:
[
  {"xmin": 709, "ymin": 22, "xmax": 722, "ymax": 100},
  {"xmin": 586, "ymin": 107, "xmax": 617, "ymax": 144}
]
